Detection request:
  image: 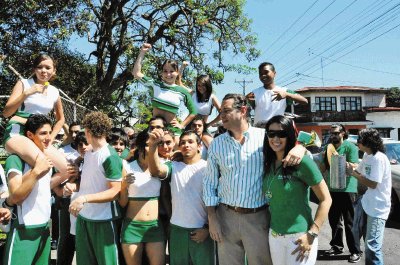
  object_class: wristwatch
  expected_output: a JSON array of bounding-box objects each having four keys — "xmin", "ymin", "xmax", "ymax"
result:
[{"xmin": 307, "ymin": 230, "xmax": 318, "ymax": 239}]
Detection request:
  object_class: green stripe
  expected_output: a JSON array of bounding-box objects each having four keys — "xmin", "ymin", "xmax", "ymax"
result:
[
  {"xmin": 128, "ymin": 197, "xmax": 158, "ymax": 201},
  {"xmin": 152, "ymin": 100, "xmax": 179, "ymax": 114}
]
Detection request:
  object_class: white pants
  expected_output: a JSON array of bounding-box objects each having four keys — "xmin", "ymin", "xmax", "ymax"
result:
[{"xmin": 269, "ymin": 231, "xmax": 318, "ymax": 265}]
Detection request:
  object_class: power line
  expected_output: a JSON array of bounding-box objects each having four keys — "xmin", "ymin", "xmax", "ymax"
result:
[
  {"xmin": 235, "ymin": 79, "xmax": 253, "ymax": 95},
  {"xmin": 278, "ymin": 3, "xmax": 400, "ymax": 84},
  {"xmin": 278, "ymin": 0, "xmax": 395, "ymax": 78},
  {"xmin": 263, "ymin": 0, "xmax": 320, "ymax": 53},
  {"xmin": 268, "ymin": 0, "xmax": 338, "ymax": 61},
  {"xmin": 318, "ymin": 56, "xmax": 400, "ymax": 76}
]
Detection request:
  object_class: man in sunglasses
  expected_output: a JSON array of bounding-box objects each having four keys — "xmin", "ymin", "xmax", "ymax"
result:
[
  {"xmin": 203, "ymin": 93, "xmax": 306, "ymax": 265},
  {"xmin": 321, "ymin": 124, "xmax": 362, "ymax": 263}
]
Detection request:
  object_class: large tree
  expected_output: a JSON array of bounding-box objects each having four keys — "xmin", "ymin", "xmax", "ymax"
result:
[{"xmin": 1, "ymin": 0, "xmax": 259, "ymax": 116}]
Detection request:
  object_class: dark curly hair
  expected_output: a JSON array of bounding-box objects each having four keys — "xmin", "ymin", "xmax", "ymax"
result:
[
  {"xmin": 358, "ymin": 128, "xmax": 385, "ymax": 155},
  {"xmin": 133, "ymin": 129, "xmax": 150, "ymax": 161},
  {"xmin": 107, "ymin": 127, "xmax": 128, "ymax": 147},
  {"xmin": 82, "ymin": 111, "xmax": 113, "ymax": 138}
]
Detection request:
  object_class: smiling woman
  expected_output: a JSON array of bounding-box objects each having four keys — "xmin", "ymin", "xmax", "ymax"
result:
[{"xmin": 2, "ymin": 53, "xmax": 68, "ymax": 179}]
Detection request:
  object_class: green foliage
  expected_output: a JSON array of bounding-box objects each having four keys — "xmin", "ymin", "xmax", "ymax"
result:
[
  {"xmin": 0, "ymin": 0, "xmax": 259, "ymax": 127},
  {"xmin": 386, "ymin": 87, "xmax": 400, "ymax": 107}
]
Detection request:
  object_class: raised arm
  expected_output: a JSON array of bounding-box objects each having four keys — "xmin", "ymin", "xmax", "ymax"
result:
[
  {"xmin": 132, "ymin": 43, "xmax": 152, "ymax": 79},
  {"xmin": 148, "ymin": 129, "xmax": 169, "ymax": 178}
]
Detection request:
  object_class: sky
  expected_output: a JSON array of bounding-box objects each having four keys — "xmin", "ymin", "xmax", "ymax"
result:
[{"xmin": 69, "ymin": 0, "xmax": 400, "ymax": 118}]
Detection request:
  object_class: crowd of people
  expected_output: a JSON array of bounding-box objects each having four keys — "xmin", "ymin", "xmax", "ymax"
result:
[{"xmin": 0, "ymin": 46, "xmax": 392, "ymax": 265}]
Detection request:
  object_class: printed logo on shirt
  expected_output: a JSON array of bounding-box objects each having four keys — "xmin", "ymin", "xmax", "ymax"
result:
[{"xmin": 365, "ymin": 164, "xmax": 372, "ymax": 177}]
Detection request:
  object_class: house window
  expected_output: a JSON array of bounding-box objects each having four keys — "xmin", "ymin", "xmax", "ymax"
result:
[
  {"xmin": 376, "ymin": 128, "xmax": 391, "ymax": 138},
  {"xmin": 315, "ymin": 97, "xmax": 337, "ymax": 111},
  {"xmin": 341, "ymin": 97, "xmax": 361, "ymax": 111}
]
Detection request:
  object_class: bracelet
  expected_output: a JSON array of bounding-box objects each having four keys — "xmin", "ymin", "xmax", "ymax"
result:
[{"xmin": 313, "ymin": 221, "xmax": 320, "ymax": 231}]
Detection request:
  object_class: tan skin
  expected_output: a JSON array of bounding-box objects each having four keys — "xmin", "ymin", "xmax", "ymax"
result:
[
  {"xmin": 3, "ymin": 58, "xmax": 68, "ymax": 179},
  {"xmin": 207, "ymin": 98, "xmax": 307, "ymax": 244},
  {"xmin": 148, "ymin": 130, "xmax": 210, "ymax": 243},
  {"xmin": 268, "ymin": 123, "xmax": 332, "ymax": 261},
  {"xmin": 132, "ymin": 43, "xmax": 195, "ymax": 127},
  {"xmin": 118, "ymin": 140, "xmax": 165, "ymax": 265},
  {"xmin": 246, "ymin": 65, "xmax": 308, "ymax": 108},
  {"xmin": 191, "ymin": 119, "xmax": 213, "ymax": 148}
]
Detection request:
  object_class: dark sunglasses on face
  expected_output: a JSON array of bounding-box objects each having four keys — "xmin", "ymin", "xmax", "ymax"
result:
[
  {"xmin": 357, "ymin": 138, "xmax": 361, "ymax": 144},
  {"xmin": 266, "ymin": 130, "xmax": 288, "ymax": 138},
  {"xmin": 331, "ymin": 131, "xmax": 341, "ymax": 136}
]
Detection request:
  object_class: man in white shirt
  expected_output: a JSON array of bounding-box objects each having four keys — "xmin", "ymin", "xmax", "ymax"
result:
[
  {"xmin": 148, "ymin": 130, "xmax": 214, "ymax": 265},
  {"xmin": 68, "ymin": 111, "xmax": 122, "ymax": 265},
  {"xmin": 246, "ymin": 62, "xmax": 307, "ymax": 127}
]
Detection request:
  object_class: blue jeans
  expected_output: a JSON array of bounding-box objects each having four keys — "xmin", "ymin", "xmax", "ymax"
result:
[
  {"xmin": 352, "ymin": 196, "xmax": 366, "ymax": 254},
  {"xmin": 365, "ymin": 215, "xmax": 386, "ymax": 265}
]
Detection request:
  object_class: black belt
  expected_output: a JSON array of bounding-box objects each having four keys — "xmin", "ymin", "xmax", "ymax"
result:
[{"xmin": 221, "ymin": 203, "xmax": 267, "ymax": 214}]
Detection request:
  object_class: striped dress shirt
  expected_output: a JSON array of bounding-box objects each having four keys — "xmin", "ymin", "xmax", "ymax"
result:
[{"xmin": 203, "ymin": 125, "xmax": 267, "ymax": 208}]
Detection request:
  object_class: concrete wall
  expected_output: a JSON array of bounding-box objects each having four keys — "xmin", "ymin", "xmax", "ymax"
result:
[{"xmin": 367, "ymin": 111, "xmax": 400, "ymax": 140}]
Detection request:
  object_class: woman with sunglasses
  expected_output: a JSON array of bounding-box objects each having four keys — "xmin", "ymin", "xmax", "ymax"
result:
[{"xmin": 263, "ymin": 115, "xmax": 331, "ymax": 265}]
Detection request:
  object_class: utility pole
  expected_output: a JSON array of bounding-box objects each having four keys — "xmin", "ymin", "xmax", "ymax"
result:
[
  {"xmin": 320, "ymin": 57, "xmax": 325, "ymax": 87},
  {"xmin": 235, "ymin": 79, "xmax": 253, "ymax": 95}
]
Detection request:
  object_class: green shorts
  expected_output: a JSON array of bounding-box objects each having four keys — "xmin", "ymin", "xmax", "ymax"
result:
[
  {"xmin": 2, "ymin": 121, "xmax": 25, "ymax": 145},
  {"xmin": 2, "ymin": 221, "xmax": 50, "ymax": 265},
  {"xmin": 121, "ymin": 218, "xmax": 165, "ymax": 244},
  {"xmin": 166, "ymin": 124, "xmax": 183, "ymax": 137},
  {"xmin": 170, "ymin": 224, "xmax": 214, "ymax": 265},
  {"xmin": 75, "ymin": 216, "xmax": 120, "ymax": 265}
]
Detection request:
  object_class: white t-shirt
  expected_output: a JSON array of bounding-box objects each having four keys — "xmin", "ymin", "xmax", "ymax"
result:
[
  {"xmin": 17, "ymin": 78, "xmax": 59, "ymax": 117},
  {"xmin": 192, "ymin": 93, "xmax": 215, "ymax": 116},
  {"xmin": 123, "ymin": 160, "xmax": 161, "ymax": 198},
  {"xmin": 166, "ymin": 160, "xmax": 208, "ymax": 228},
  {"xmin": 59, "ymin": 144, "xmax": 80, "ymax": 163},
  {"xmin": 5, "ymin": 155, "xmax": 51, "ymax": 226},
  {"xmin": 78, "ymin": 144, "xmax": 122, "ymax": 221},
  {"xmin": 252, "ymin": 85, "xmax": 293, "ymax": 125},
  {"xmin": 357, "ymin": 151, "xmax": 392, "ymax": 219}
]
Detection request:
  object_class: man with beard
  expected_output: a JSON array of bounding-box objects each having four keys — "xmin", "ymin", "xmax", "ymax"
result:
[
  {"xmin": 321, "ymin": 124, "xmax": 362, "ymax": 263},
  {"xmin": 246, "ymin": 62, "xmax": 307, "ymax": 128}
]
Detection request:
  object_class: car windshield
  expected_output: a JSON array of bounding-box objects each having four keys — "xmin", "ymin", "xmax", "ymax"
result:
[{"xmin": 385, "ymin": 143, "xmax": 400, "ymax": 164}]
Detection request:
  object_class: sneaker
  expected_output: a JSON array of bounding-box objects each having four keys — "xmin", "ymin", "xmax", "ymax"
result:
[
  {"xmin": 348, "ymin": 253, "xmax": 361, "ymax": 263},
  {"xmin": 324, "ymin": 247, "xmax": 344, "ymax": 256}
]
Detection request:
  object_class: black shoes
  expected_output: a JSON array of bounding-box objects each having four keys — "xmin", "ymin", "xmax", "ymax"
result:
[
  {"xmin": 348, "ymin": 253, "xmax": 362, "ymax": 263},
  {"xmin": 324, "ymin": 247, "xmax": 344, "ymax": 256}
]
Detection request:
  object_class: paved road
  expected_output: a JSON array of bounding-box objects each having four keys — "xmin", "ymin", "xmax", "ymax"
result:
[
  {"xmin": 51, "ymin": 203, "xmax": 400, "ymax": 265},
  {"xmin": 312, "ymin": 202, "xmax": 400, "ymax": 265}
]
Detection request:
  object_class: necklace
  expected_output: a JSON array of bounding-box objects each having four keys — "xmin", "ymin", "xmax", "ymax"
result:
[{"xmin": 265, "ymin": 163, "xmax": 282, "ymax": 199}]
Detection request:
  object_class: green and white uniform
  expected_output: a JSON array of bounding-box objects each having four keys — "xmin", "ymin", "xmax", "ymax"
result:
[
  {"xmin": 75, "ymin": 144, "xmax": 122, "ymax": 265},
  {"xmin": 121, "ymin": 160, "xmax": 164, "ymax": 244},
  {"xmin": 139, "ymin": 75, "xmax": 197, "ymax": 116},
  {"xmin": 3, "ymin": 155, "xmax": 52, "ymax": 265},
  {"xmin": 3, "ymin": 78, "xmax": 59, "ymax": 144},
  {"xmin": 165, "ymin": 160, "xmax": 214, "ymax": 265}
]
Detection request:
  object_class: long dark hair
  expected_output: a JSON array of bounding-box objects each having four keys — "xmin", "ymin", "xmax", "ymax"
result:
[
  {"xmin": 195, "ymin": 75, "xmax": 213, "ymax": 102},
  {"xmin": 132, "ymin": 129, "xmax": 150, "ymax": 161},
  {"xmin": 263, "ymin": 115, "xmax": 297, "ymax": 181}
]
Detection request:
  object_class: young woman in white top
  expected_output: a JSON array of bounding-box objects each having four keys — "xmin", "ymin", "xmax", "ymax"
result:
[
  {"xmin": 119, "ymin": 130, "xmax": 165, "ymax": 265},
  {"xmin": 192, "ymin": 74, "xmax": 221, "ymax": 128},
  {"xmin": 2, "ymin": 54, "xmax": 68, "ymax": 177}
]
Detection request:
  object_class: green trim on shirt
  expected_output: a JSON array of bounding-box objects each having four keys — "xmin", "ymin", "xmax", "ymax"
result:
[{"xmin": 102, "ymin": 146, "xmax": 123, "ymax": 180}]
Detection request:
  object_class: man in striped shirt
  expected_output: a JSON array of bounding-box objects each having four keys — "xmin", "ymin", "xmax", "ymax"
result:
[{"xmin": 203, "ymin": 93, "xmax": 305, "ymax": 265}]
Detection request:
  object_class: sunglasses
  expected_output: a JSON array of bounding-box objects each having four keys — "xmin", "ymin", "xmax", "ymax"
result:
[
  {"xmin": 331, "ymin": 132, "xmax": 341, "ymax": 136},
  {"xmin": 266, "ymin": 130, "xmax": 288, "ymax": 138}
]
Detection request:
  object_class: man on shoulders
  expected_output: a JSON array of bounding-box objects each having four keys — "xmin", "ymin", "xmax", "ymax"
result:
[{"xmin": 247, "ymin": 62, "xmax": 307, "ymax": 128}]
